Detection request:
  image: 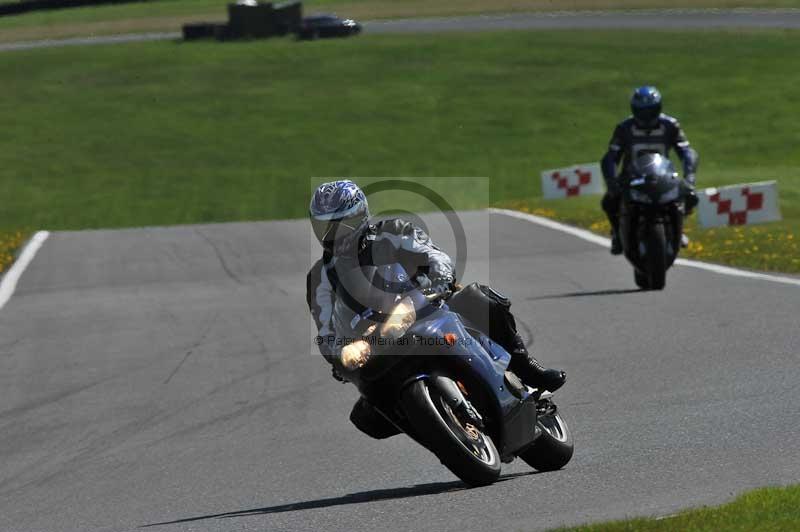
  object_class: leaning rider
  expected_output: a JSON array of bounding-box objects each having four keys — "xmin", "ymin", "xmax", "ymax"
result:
[
  {"xmin": 305, "ymin": 180, "xmax": 566, "ymax": 438},
  {"xmin": 601, "ymin": 86, "xmax": 699, "ymax": 255}
]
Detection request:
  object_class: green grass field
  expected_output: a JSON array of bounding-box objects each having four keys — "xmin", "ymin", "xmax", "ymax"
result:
[
  {"xmin": 554, "ymin": 484, "xmax": 800, "ymax": 531},
  {"xmin": 1, "ymin": 0, "xmax": 800, "ymax": 42},
  {"xmin": 1, "ymin": 30, "xmax": 799, "ymax": 272}
]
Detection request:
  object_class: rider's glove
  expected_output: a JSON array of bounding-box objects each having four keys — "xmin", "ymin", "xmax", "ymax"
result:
[
  {"xmin": 415, "ymin": 273, "xmax": 452, "ymax": 300},
  {"xmin": 685, "ymin": 173, "xmax": 697, "ymax": 187},
  {"xmin": 423, "ymin": 280, "xmax": 452, "ymax": 300},
  {"xmin": 681, "ymin": 181, "xmax": 699, "ymax": 213},
  {"xmin": 414, "ymin": 273, "xmax": 432, "ymax": 290}
]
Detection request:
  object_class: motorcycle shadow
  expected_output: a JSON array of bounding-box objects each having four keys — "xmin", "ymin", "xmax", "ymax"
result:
[
  {"xmin": 527, "ymin": 288, "xmax": 643, "ymax": 301},
  {"xmin": 141, "ymin": 471, "xmax": 537, "ymax": 528}
]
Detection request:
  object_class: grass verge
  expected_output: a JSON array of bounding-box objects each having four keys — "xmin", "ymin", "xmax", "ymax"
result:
[
  {"xmin": 0, "ymin": 231, "xmax": 28, "ymax": 274},
  {"xmin": 0, "ymin": 30, "xmax": 798, "ymax": 273},
  {"xmin": 554, "ymin": 484, "xmax": 800, "ymax": 531},
  {"xmin": 1, "ymin": 0, "xmax": 800, "ymax": 42}
]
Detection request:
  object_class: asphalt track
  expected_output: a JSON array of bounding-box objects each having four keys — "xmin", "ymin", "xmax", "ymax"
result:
[
  {"xmin": 2, "ymin": 8, "xmax": 800, "ymax": 52},
  {"xmin": 1, "ymin": 211, "xmax": 799, "ymax": 532}
]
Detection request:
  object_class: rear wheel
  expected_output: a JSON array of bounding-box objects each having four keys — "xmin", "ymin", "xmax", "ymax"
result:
[
  {"xmin": 645, "ymin": 224, "xmax": 667, "ymax": 290},
  {"xmin": 519, "ymin": 408, "xmax": 573, "ymax": 472},
  {"xmin": 402, "ymin": 379, "xmax": 501, "ymax": 487}
]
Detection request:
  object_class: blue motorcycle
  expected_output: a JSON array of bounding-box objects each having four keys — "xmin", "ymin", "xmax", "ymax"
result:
[{"xmin": 330, "ymin": 261, "xmax": 573, "ymax": 486}]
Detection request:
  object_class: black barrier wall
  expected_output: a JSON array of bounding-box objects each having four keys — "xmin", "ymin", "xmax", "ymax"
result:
[
  {"xmin": 0, "ymin": 0, "xmax": 151, "ymax": 17},
  {"xmin": 183, "ymin": 1, "xmax": 302, "ymax": 41}
]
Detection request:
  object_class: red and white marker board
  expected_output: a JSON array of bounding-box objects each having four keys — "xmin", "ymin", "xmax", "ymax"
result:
[
  {"xmin": 698, "ymin": 181, "xmax": 781, "ymax": 228},
  {"xmin": 540, "ymin": 163, "xmax": 605, "ymax": 199}
]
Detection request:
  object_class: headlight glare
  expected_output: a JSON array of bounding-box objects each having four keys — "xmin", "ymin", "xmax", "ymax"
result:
[
  {"xmin": 341, "ymin": 340, "xmax": 371, "ymax": 370},
  {"xmin": 380, "ymin": 296, "xmax": 416, "ymax": 340}
]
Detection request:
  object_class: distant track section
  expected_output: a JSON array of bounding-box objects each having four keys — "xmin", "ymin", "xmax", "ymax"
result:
[
  {"xmin": 366, "ymin": 8, "xmax": 800, "ymax": 33},
  {"xmin": 0, "ymin": 31, "xmax": 179, "ymax": 52},
  {"xmin": 2, "ymin": 8, "xmax": 800, "ymax": 52}
]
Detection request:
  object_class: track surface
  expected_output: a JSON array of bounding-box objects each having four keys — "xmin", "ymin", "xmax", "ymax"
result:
[
  {"xmin": 1, "ymin": 212, "xmax": 798, "ymax": 532},
  {"xmin": 2, "ymin": 8, "xmax": 800, "ymax": 52}
]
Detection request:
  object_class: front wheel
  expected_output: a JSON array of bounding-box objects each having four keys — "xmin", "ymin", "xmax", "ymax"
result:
[
  {"xmin": 401, "ymin": 379, "xmax": 501, "ymax": 487},
  {"xmin": 645, "ymin": 223, "xmax": 667, "ymax": 290},
  {"xmin": 519, "ymin": 409, "xmax": 573, "ymax": 472}
]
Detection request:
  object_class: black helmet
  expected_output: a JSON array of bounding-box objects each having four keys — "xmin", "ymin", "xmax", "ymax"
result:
[
  {"xmin": 631, "ymin": 153, "xmax": 677, "ymax": 180},
  {"xmin": 631, "ymin": 86, "xmax": 662, "ymax": 128}
]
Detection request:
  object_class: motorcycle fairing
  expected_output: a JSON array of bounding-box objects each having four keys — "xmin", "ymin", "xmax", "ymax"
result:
[{"xmin": 330, "ymin": 261, "xmax": 541, "ymax": 459}]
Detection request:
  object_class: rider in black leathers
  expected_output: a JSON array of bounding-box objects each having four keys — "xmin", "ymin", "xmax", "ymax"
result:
[{"xmin": 602, "ymin": 86, "xmax": 699, "ymax": 254}]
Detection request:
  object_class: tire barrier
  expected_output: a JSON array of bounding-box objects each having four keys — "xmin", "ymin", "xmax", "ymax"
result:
[
  {"xmin": 182, "ymin": 22, "xmax": 230, "ymax": 41},
  {"xmin": 698, "ymin": 181, "xmax": 782, "ymax": 228},
  {"xmin": 540, "ymin": 163, "xmax": 605, "ymax": 199}
]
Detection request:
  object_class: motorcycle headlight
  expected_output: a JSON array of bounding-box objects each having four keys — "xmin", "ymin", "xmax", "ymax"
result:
[
  {"xmin": 629, "ymin": 188, "xmax": 653, "ymax": 204},
  {"xmin": 380, "ymin": 296, "xmax": 416, "ymax": 340},
  {"xmin": 341, "ymin": 340, "xmax": 371, "ymax": 370}
]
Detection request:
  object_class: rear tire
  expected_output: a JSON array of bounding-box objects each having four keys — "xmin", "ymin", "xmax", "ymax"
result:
[
  {"xmin": 645, "ymin": 224, "xmax": 667, "ymax": 290},
  {"xmin": 402, "ymin": 379, "xmax": 501, "ymax": 487},
  {"xmin": 519, "ymin": 410, "xmax": 573, "ymax": 472}
]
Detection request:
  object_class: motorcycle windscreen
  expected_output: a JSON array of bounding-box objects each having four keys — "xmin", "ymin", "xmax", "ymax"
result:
[{"xmin": 331, "ymin": 261, "xmax": 414, "ymax": 338}]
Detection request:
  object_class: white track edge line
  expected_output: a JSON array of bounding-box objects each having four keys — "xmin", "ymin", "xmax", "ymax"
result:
[
  {"xmin": 488, "ymin": 208, "xmax": 800, "ymax": 287},
  {"xmin": 0, "ymin": 231, "xmax": 50, "ymax": 310}
]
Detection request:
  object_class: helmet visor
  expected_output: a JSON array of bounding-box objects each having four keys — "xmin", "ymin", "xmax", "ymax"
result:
[
  {"xmin": 311, "ymin": 213, "xmax": 365, "ymax": 245},
  {"xmin": 633, "ymin": 105, "xmax": 661, "ymax": 126}
]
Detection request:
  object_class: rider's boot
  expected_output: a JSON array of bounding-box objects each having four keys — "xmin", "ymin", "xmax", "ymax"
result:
[
  {"xmin": 610, "ymin": 223, "xmax": 623, "ymax": 255},
  {"xmin": 507, "ymin": 333, "xmax": 566, "ymax": 392},
  {"xmin": 680, "ymin": 234, "xmax": 690, "ymax": 248}
]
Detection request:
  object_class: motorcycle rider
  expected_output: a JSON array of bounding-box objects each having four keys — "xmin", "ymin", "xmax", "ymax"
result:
[
  {"xmin": 601, "ymin": 86, "xmax": 699, "ymax": 255},
  {"xmin": 306, "ymin": 180, "xmax": 566, "ymax": 438}
]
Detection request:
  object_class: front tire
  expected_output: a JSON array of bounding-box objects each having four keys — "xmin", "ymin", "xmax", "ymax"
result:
[
  {"xmin": 519, "ymin": 410, "xmax": 574, "ymax": 472},
  {"xmin": 402, "ymin": 379, "xmax": 501, "ymax": 487},
  {"xmin": 645, "ymin": 223, "xmax": 667, "ymax": 290}
]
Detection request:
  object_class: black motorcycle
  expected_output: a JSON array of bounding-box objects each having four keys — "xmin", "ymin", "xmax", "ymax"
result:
[
  {"xmin": 330, "ymin": 260, "xmax": 573, "ymax": 486},
  {"xmin": 619, "ymin": 154, "xmax": 691, "ymax": 291}
]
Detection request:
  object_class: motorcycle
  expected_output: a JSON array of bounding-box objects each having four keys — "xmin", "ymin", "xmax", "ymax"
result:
[
  {"xmin": 618, "ymin": 158, "xmax": 690, "ymax": 291},
  {"xmin": 329, "ymin": 260, "xmax": 573, "ymax": 486}
]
